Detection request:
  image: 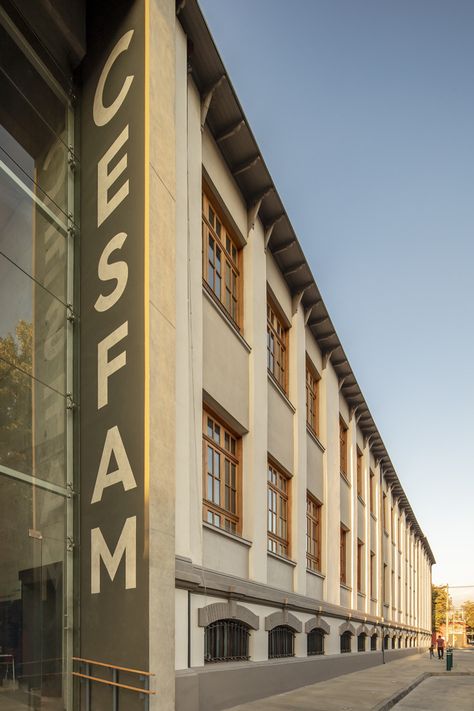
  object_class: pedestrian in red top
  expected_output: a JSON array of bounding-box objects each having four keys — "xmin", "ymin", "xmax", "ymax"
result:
[{"xmin": 437, "ymin": 634, "xmax": 445, "ymax": 659}]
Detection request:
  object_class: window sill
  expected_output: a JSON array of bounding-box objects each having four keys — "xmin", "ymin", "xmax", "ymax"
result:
[
  {"xmin": 340, "ymin": 583, "xmax": 352, "ymax": 592},
  {"xmin": 306, "ymin": 568, "xmax": 325, "ymax": 580},
  {"xmin": 203, "ymin": 522, "xmax": 252, "ymax": 547},
  {"xmin": 306, "ymin": 425, "xmax": 325, "ymax": 452},
  {"xmin": 370, "ymin": 597, "xmax": 377, "ymax": 603},
  {"xmin": 370, "ymin": 512, "xmax": 377, "ymax": 521},
  {"xmin": 267, "ymin": 372, "xmax": 296, "ymax": 413},
  {"xmin": 357, "ymin": 591, "xmax": 366, "ymax": 598},
  {"xmin": 340, "ymin": 472, "xmax": 351, "ymax": 488},
  {"xmin": 357, "ymin": 495, "xmax": 365, "ymax": 507},
  {"xmin": 267, "ymin": 551, "xmax": 297, "ymax": 567},
  {"xmin": 202, "ymin": 285, "xmax": 251, "ymax": 353}
]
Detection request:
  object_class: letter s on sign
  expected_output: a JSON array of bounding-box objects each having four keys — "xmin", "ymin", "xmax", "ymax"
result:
[
  {"xmin": 94, "ymin": 232, "xmax": 129, "ymax": 312},
  {"xmin": 93, "ymin": 29, "xmax": 135, "ymax": 127}
]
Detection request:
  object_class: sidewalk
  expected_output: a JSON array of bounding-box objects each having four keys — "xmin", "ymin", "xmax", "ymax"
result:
[{"xmin": 226, "ymin": 649, "xmax": 474, "ymax": 711}]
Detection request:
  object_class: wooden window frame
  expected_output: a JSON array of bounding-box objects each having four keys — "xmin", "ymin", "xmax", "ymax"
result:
[
  {"xmin": 356, "ymin": 446, "xmax": 363, "ymax": 499},
  {"xmin": 382, "ymin": 492, "xmax": 388, "ymax": 532},
  {"xmin": 339, "ymin": 417, "xmax": 348, "ymax": 477},
  {"xmin": 369, "ymin": 470, "xmax": 375, "ymax": 514},
  {"xmin": 202, "ymin": 190, "xmax": 241, "ymax": 328},
  {"xmin": 267, "ymin": 295, "xmax": 288, "ymax": 393},
  {"xmin": 306, "ymin": 492, "xmax": 322, "ymax": 572},
  {"xmin": 340, "ymin": 524, "xmax": 348, "ymax": 584},
  {"xmin": 305, "ymin": 357, "xmax": 320, "ymax": 435},
  {"xmin": 202, "ymin": 409, "xmax": 241, "ymax": 535},
  {"xmin": 370, "ymin": 551, "xmax": 376, "ymax": 598},
  {"xmin": 267, "ymin": 460, "xmax": 291, "ymax": 558},
  {"xmin": 357, "ymin": 539, "xmax": 363, "ymax": 593}
]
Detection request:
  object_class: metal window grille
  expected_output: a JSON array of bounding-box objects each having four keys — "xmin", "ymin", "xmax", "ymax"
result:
[
  {"xmin": 307, "ymin": 629, "xmax": 324, "ymax": 656},
  {"xmin": 204, "ymin": 620, "xmax": 250, "ymax": 663},
  {"xmin": 268, "ymin": 626, "xmax": 295, "ymax": 659},
  {"xmin": 357, "ymin": 633, "xmax": 366, "ymax": 652},
  {"xmin": 340, "ymin": 631, "xmax": 352, "ymax": 653},
  {"xmin": 371, "ymin": 634, "xmax": 377, "ymax": 651}
]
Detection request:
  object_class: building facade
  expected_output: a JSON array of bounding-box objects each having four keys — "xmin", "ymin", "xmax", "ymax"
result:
[{"xmin": 0, "ymin": 1, "xmax": 433, "ymax": 710}]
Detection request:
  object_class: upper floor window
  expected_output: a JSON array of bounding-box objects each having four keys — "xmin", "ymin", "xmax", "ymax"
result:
[
  {"xmin": 204, "ymin": 620, "xmax": 250, "ymax": 662},
  {"xmin": 267, "ymin": 297, "xmax": 287, "ymax": 392},
  {"xmin": 202, "ymin": 191, "xmax": 240, "ymax": 326},
  {"xmin": 203, "ymin": 411, "xmax": 240, "ymax": 534},
  {"xmin": 340, "ymin": 525, "xmax": 348, "ymax": 584},
  {"xmin": 305, "ymin": 358, "xmax": 320, "ymax": 435},
  {"xmin": 356, "ymin": 447, "xmax": 363, "ymax": 499},
  {"xmin": 339, "ymin": 417, "xmax": 348, "ymax": 477},
  {"xmin": 306, "ymin": 493, "xmax": 322, "ymax": 572},
  {"xmin": 267, "ymin": 461, "xmax": 290, "ymax": 557},
  {"xmin": 369, "ymin": 469, "xmax": 375, "ymax": 514},
  {"xmin": 382, "ymin": 492, "xmax": 388, "ymax": 531},
  {"xmin": 370, "ymin": 551, "xmax": 376, "ymax": 598},
  {"xmin": 357, "ymin": 539, "xmax": 364, "ymax": 593}
]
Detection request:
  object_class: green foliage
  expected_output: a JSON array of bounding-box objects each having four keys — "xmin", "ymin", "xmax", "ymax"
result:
[
  {"xmin": 0, "ymin": 320, "xmax": 32, "ymax": 472},
  {"xmin": 432, "ymin": 584, "xmax": 452, "ymax": 632},
  {"xmin": 462, "ymin": 600, "xmax": 474, "ymax": 629}
]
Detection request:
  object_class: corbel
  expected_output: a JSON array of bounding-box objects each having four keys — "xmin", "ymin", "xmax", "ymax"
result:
[
  {"xmin": 176, "ymin": 0, "xmax": 187, "ymax": 14},
  {"xmin": 283, "ymin": 261, "xmax": 305, "ymax": 277},
  {"xmin": 338, "ymin": 376, "xmax": 347, "ymax": 392},
  {"xmin": 291, "ymin": 283, "xmax": 313, "ymax": 316},
  {"xmin": 232, "ymin": 154, "xmax": 260, "ymax": 176},
  {"xmin": 201, "ymin": 75, "xmax": 226, "ymax": 129},
  {"xmin": 216, "ymin": 119, "xmax": 245, "ymax": 143},
  {"xmin": 264, "ymin": 214, "xmax": 285, "ymax": 250},
  {"xmin": 322, "ymin": 348, "xmax": 335, "ymax": 369},
  {"xmin": 247, "ymin": 187, "xmax": 273, "ymax": 234},
  {"xmin": 304, "ymin": 299, "xmax": 322, "ymax": 326},
  {"xmin": 272, "ymin": 237, "xmax": 295, "ymax": 255},
  {"xmin": 349, "ymin": 404, "xmax": 360, "ymax": 422}
]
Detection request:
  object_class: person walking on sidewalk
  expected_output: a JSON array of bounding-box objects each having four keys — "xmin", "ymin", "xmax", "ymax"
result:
[{"xmin": 437, "ymin": 634, "xmax": 445, "ymax": 660}]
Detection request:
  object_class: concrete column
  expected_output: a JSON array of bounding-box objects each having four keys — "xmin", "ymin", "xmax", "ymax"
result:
[
  {"xmin": 148, "ymin": 1, "xmax": 177, "ymax": 707},
  {"xmin": 321, "ymin": 360, "xmax": 340, "ymax": 605},
  {"xmin": 289, "ymin": 301, "xmax": 307, "ymax": 594},
  {"xmin": 348, "ymin": 413, "xmax": 357, "ymax": 610},
  {"xmin": 243, "ymin": 220, "xmax": 268, "ymax": 583}
]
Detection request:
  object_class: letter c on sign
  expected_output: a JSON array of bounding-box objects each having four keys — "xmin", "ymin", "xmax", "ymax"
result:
[{"xmin": 93, "ymin": 30, "xmax": 135, "ymax": 127}]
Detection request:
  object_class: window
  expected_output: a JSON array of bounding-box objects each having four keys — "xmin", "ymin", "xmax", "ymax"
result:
[
  {"xmin": 267, "ymin": 462, "xmax": 290, "ymax": 557},
  {"xmin": 382, "ymin": 492, "xmax": 387, "ymax": 531},
  {"xmin": 268, "ymin": 626, "xmax": 294, "ymax": 658},
  {"xmin": 307, "ymin": 629, "xmax": 325, "ymax": 656},
  {"xmin": 398, "ymin": 636, "xmax": 402, "ymax": 649},
  {"xmin": 202, "ymin": 191, "xmax": 240, "ymax": 325},
  {"xmin": 204, "ymin": 620, "xmax": 250, "ymax": 662},
  {"xmin": 370, "ymin": 551, "xmax": 376, "ymax": 598},
  {"xmin": 357, "ymin": 633, "xmax": 366, "ymax": 652},
  {"xmin": 369, "ymin": 470, "xmax": 375, "ymax": 514},
  {"xmin": 306, "ymin": 358, "xmax": 320, "ymax": 435},
  {"xmin": 383, "ymin": 564, "xmax": 388, "ymax": 603},
  {"xmin": 371, "ymin": 634, "xmax": 377, "ymax": 651},
  {"xmin": 306, "ymin": 493, "xmax": 321, "ymax": 572},
  {"xmin": 357, "ymin": 540, "xmax": 364, "ymax": 593},
  {"xmin": 203, "ymin": 411, "xmax": 240, "ymax": 533},
  {"xmin": 340, "ymin": 631, "xmax": 352, "ymax": 653},
  {"xmin": 356, "ymin": 447, "xmax": 363, "ymax": 498},
  {"xmin": 340, "ymin": 525, "xmax": 348, "ymax": 584},
  {"xmin": 267, "ymin": 297, "xmax": 288, "ymax": 392},
  {"xmin": 384, "ymin": 635, "xmax": 389, "ymax": 650},
  {"xmin": 339, "ymin": 417, "xmax": 348, "ymax": 477},
  {"xmin": 391, "ymin": 636, "xmax": 396, "ymax": 649}
]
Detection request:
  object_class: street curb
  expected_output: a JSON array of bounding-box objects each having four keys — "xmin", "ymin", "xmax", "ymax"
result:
[{"xmin": 372, "ymin": 671, "xmax": 474, "ymax": 710}]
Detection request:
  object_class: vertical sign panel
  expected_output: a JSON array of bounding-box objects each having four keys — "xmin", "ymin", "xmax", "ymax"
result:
[{"xmin": 80, "ymin": 1, "xmax": 148, "ymax": 704}]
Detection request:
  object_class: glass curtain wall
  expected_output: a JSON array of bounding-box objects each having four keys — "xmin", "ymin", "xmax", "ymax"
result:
[{"xmin": 0, "ymin": 14, "xmax": 75, "ymax": 711}]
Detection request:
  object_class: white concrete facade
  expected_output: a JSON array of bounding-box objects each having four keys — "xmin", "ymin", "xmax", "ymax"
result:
[{"xmin": 173, "ymin": 7, "xmax": 434, "ymax": 710}]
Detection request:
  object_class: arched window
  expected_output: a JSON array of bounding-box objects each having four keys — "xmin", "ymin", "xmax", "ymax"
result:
[
  {"xmin": 370, "ymin": 633, "xmax": 377, "ymax": 651},
  {"xmin": 405, "ymin": 637, "xmax": 408, "ymax": 648},
  {"xmin": 384, "ymin": 635, "xmax": 389, "ymax": 650},
  {"xmin": 357, "ymin": 633, "xmax": 366, "ymax": 652},
  {"xmin": 307, "ymin": 628, "xmax": 324, "ymax": 656},
  {"xmin": 204, "ymin": 619, "xmax": 250, "ymax": 663},
  {"xmin": 391, "ymin": 636, "xmax": 396, "ymax": 649},
  {"xmin": 398, "ymin": 636, "xmax": 402, "ymax": 648},
  {"xmin": 268, "ymin": 626, "xmax": 295, "ymax": 659},
  {"xmin": 340, "ymin": 631, "xmax": 352, "ymax": 653}
]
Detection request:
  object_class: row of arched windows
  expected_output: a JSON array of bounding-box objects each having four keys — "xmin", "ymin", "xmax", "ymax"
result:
[{"xmin": 204, "ymin": 620, "xmax": 418, "ymax": 663}]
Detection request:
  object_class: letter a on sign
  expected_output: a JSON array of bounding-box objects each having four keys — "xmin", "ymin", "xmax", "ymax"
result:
[{"xmin": 91, "ymin": 425, "xmax": 137, "ymax": 503}]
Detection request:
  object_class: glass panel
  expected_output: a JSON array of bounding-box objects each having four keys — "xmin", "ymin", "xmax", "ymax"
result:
[
  {"xmin": 0, "ymin": 474, "xmax": 66, "ymax": 707},
  {"xmin": 0, "ymin": 255, "xmax": 68, "ymax": 395},
  {"xmin": 0, "ymin": 366, "xmax": 66, "ymax": 486}
]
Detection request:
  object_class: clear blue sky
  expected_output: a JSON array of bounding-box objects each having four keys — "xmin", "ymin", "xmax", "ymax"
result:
[{"xmin": 199, "ymin": 0, "xmax": 474, "ymax": 591}]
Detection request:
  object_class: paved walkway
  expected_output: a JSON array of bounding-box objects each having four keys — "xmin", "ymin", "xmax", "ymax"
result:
[
  {"xmin": 227, "ymin": 649, "xmax": 474, "ymax": 711},
  {"xmin": 393, "ymin": 675, "xmax": 474, "ymax": 710}
]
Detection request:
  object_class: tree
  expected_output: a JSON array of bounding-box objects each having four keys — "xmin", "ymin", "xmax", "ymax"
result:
[
  {"xmin": 462, "ymin": 600, "xmax": 474, "ymax": 630},
  {"xmin": 432, "ymin": 584, "xmax": 452, "ymax": 632},
  {"xmin": 0, "ymin": 320, "xmax": 32, "ymax": 473}
]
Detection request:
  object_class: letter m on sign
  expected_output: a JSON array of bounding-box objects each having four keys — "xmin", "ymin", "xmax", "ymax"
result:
[{"xmin": 91, "ymin": 516, "xmax": 136, "ymax": 593}]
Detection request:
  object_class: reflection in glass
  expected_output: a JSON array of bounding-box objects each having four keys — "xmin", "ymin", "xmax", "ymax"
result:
[{"xmin": 0, "ymin": 475, "xmax": 66, "ymax": 708}]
